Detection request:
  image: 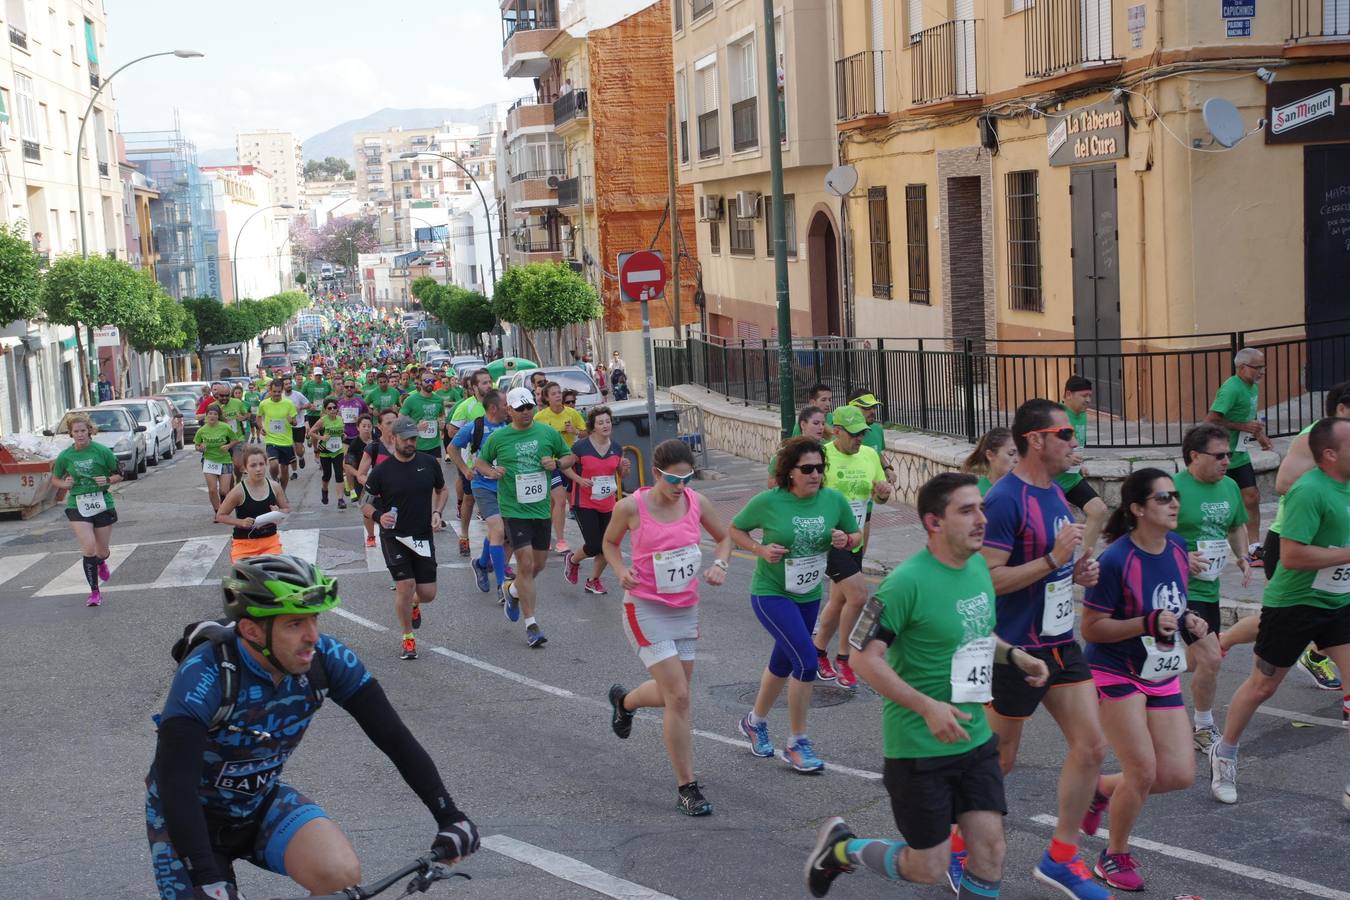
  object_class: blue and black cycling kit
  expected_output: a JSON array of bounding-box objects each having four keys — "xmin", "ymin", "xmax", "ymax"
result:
[{"xmin": 148, "ymin": 634, "xmax": 462, "ymax": 897}]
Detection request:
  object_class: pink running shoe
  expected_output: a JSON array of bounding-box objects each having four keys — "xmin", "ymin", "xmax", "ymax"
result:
[
  {"xmin": 835, "ymin": 658, "xmax": 858, "ymax": 690},
  {"xmin": 815, "ymin": 654, "xmax": 838, "ymax": 683},
  {"xmin": 1094, "ymin": 849, "xmax": 1145, "ymax": 892},
  {"xmin": 564, "ymin": 553, "xmax": 580, "ymax": 585},
  {"xmin": 584, "ymin": 577, "xmax": 608, "ymax": 595},
  {"xmin": 1081, "ymin": 781, "xmax": 1109, "ymax": 836},
  {"xmin": 87, "ymin": 590, "xmax": 102, "ymax": 607},
  {"xmin": 97, "ymin": 560, "xmax": 111, "ymax": 582}
]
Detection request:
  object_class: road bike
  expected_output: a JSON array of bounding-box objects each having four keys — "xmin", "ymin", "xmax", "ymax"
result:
[{"xmin": 271, "ymin": 852, "xmax": 469, "ymax": 899}]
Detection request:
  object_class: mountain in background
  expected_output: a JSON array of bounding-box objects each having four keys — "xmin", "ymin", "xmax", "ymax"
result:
[{"xmin": 194, "ymin": 105, "xmax": 498, "ymax": 168}]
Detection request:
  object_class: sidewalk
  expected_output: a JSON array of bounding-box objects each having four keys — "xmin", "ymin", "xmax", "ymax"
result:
[{"xmin": 699, "ymin": 448, "xmax": 1269, "ymax": 623}]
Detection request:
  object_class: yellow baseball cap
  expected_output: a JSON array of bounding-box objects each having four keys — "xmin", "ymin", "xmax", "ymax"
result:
[{"xmin": 850, "ymin": 393, "xmax": 881, "ymax": 408}]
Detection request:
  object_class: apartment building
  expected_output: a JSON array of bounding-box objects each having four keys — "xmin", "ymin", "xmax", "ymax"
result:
[
  {"xmin": 674, "ymin": 0, "xmax": 840, "ymax": 341},
  {"xmin": 236, "ymin": 129, "xmax": 303, "ymax": 210},
  {"xmin": 831, "ymin": 1, "xmax": 1350, "ymax": 401},
  {"xmin": 0, "ymin": 0, "xmax": 126, "ymax": 433},
  {"xmin": 200, "ymin": 165, "xmax": 292, "ymax": 301}
]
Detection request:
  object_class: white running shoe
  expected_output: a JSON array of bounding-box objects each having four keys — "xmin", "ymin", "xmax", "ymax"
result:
[{"xmin": 1208, "ymin": 742, "xmax": 1238, "ymax": 804}]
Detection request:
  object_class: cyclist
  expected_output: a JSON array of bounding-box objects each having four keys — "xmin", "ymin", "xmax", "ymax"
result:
[
  {"xmin": 146, "ymin": 554, "xmax": 479, "ymax": 900},
  {"xmin": 603, "ymin": 439, "xmax": 732, "ymax": 816},
  {"xmin": 963, "ymin": 427, "xmax": 1018, "ymax": 496},
  {"xmin": 52, "ymin": 412, "xmax": 122, "ymax": 607},
  {"xmin": 564, "ymin": 405, "xmax": 630, "ymax": 594},
  {"xmin": 731, "ymin": 436, "xmax": 861, "ymax": 773},
  {"xmin": 306, "ymin": 398, "xmax": 347, "ymax": 508},
  {"xmin": 195, "ymin": 404, "xmax": 240, "ymax": 516}
]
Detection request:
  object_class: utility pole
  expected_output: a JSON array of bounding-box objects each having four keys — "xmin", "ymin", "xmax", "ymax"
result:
[
  {"xmin": 667, "ymin": 103, "xmax": 682, "ymax": 343},
  {"xmin": 763, "ymin": 0, "xmax": 793, "ymax": 437}
]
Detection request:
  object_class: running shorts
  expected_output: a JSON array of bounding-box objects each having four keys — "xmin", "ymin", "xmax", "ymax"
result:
[
  {"xmin": 990, "ymin": 642, "xmax": 1092, "ymax": 719},
  {"xmin": 380, "ymin": 531, "xmax": 438, "ymax": 584},
  {"xmin": 1064, "ymin": 479, "xmax": 1100, "ymax": 511},
  {"xmin": 472, "ymin": 486, "xmax": 501, "ymax": 520},
  {"xmin": 1227, "ymin": 461, "xmax": 1257, "ymax": 491},
  {"xmin": 504, "ymin": 517, "xmax": 551, "ymax": 552},
  {"xmin": 622, "ymin": 594, "xmax": 699, "ymax": 668},
  {"xmin": 1091, "ymin": 669, "xmax": 1185, "ymax": 709},
  {"xmin": 291, "ymin": 425, "xmax": 307, "ymax": 444},
  {"xmin": 65, "ymin": 507, "xmax": 118, "ymax": 528},
  {"xmin": 883, "ymin": 735, "xmax": 1006, "ymax": 850},
  {"xmin": 1182, "ymin": 600, "xmax": 1222, "ymax": 646},
  {"xmin": 266, "ymin": 445, "xmax": 296, "ymax": 466},
  {"xmin": 1254, "ymin": 603, "xmax": 1350, "ymax": 669},
  {"xmin": 825, "ymin": 546, "xmax": 863, "ymax": 583},
  {"xmin": 231, "ymin": 533, "xmax": 284, "ymax": 562}
]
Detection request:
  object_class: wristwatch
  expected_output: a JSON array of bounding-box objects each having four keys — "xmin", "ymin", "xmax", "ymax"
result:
[{"xmin": 713, "ymin": 559, "xmax": 729, "ymax": 571}]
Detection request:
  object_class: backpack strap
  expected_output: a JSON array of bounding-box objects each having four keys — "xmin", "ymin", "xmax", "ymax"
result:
[
  {"xmin": 209, "ymin": 638, "xmax": 240, "ymax": 733},
  {"xmin": 470, "ymin": 415, "xmax": 487, "ymax": 454}
]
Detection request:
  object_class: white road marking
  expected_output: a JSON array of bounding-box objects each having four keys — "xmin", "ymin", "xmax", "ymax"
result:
[
  {"xmin": 481, "ymin": 834, "xmax": 678, "ymax": 900},
  {"xmin": 1029, "ymin": 814, "xmax": 1350, "ymax": 900},
  {"xmin": 0, "ymin": 553, "xmax": 47, "ymax": 590},
  {"xmin": 1256, "ymin": 704, "xmax": 1346, "ymax": 729},
  {"xmin": 331, "ymin": 607, "xmax": 389, "ymax": 632},
  {"xmin": 429, "ymin": 645, "xmax": 575, "ymax": 698},
  {"xmin": 284, "ymin": 528, "xmax": 321, "ymax": 563},
  {"xmin": 151, "ymin": 535, "xmax": 229, "ymax": 588},
  {"xmin": 36, "ymin": 544, "xmax": 135, "ymax": 597}
]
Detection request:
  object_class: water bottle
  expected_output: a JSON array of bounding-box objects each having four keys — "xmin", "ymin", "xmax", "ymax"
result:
[{"xmin": 388, "ymin": 505, "xmax": 398, "ymax": 527}]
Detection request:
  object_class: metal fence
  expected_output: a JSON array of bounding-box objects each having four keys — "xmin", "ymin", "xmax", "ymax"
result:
[{"xmin": 654, "ymin": 323, "xmax": 1350, "ymax": 449}]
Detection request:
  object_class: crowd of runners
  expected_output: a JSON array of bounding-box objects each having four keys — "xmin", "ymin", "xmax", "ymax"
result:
[{"xmin": 69, "ymin": 299, "xmax": 1343, "ymax": 900}]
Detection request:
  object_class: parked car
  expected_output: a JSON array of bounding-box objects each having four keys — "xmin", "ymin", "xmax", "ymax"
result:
[
  {"xmin": 452, "ymin": 358, "xmax": 487, "ymax": 380},
  {"xmin": 102, "ymin": 398, "xmax": 177, "ymax": 467},
  {"xmin": 288, "ymin": 340, "xmax": 311, "ymax": 357},
  {"xmin": 505, "ymin": 366, "xmax": 603, "ymax": 411},
  {"xmin": 143, "ymin": 395, "xmax": 187, "ymax": 448},
  {"xmin": 424, "ymin": 351, "xmax": 452, "ymax": 369},
  {"xmin": 162, "ymin": 392, "xmax": 202, "ymax": 442},
  {"xmin": 415, "ymin": 338, "xmax": 440, "ymax": 354},
  {"xmin": 163, "ymin": 381, "xmax": 210, "ymax": 397},
  {"xmin": 44, "ymin": 406, "xmax": 147, "ymax": 480},
  {"xmin": 495, "ymin": 375, "xmax": 515, "ymax": 393},
  {"xmin": 259, "ymin": 353, "xmax": 293, "ymax": 376}
]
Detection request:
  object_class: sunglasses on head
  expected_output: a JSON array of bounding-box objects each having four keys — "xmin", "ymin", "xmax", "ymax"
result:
[
  {"xmin": 1024, "ymin": 426, "xmax": 1076, "ymax": 442},
  {"xmin": 794, "ymin": 463, "xmax": 826, "ymax": 475},
  {"xmin": 655, "ymin": 467, "xmax": 696, "ymax": 485}
]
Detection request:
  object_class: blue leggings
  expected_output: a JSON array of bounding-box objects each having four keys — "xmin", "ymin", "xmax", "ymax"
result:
[{"xmin": 751, "ymin": 594, "xmax": 820, "ymax": 681}]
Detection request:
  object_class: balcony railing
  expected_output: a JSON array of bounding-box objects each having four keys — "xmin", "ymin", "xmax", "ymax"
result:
[
  {"xmin": 554, "ymin": 89, "xmax": 589, "ymax": 126},
  {"xmin": 1291, "ymin": 0, "xmax": 1350, "ymax": 41},
  {"xmin": 558, "ymin": 175, "xmax": 593, "ymax": 209},
  {"xmin": 911, "ymin": 20, "xmax": 981, "ymax": 104},
  {"xmin": 835, "ymin": 51, "xmax": 886, "ymax": 121},
  {"xmin": 697, "ymin": 110, "xmax": 720, "ymax": 158},
  {"xmin": 1025, "ymin": 0, "xmax": 1118, "ymax": 80},
  {"xmin": 510, "ymin": 167, "xmax": 565, "ymax": 183},
  {"xmin": 502, "ymin": 12, "xmax": 559, "ymax": 44},
  {"xmin": 691, "ymin": 0, "xmax": 714, "ymax": 21},
  {"xmin": 22, "ymin": 140, "xmax": 40, "ymax": 162},
  {"xmin": 731, "ymin": 97, "xmax": 758, "ymax": 151},
  {"xmin": 514, "ymin": 238, "xmax": 562, "ymax": 253},
  {"xmin": 9, "ymin": 26, "xmax": 26, "ymax": 49}
]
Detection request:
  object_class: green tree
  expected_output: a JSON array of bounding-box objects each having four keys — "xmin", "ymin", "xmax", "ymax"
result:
[
  {"xmin": 410, "ymin": 276, "xmax": 438, "ymax": 303},
  {"xmin": 127, "ymin": 282, "xmax": 192, "ymax": 354},
  {"xmin": 295, "ymin": 271, "xmax": 307, "ymax": 287},
  {"xmin": 181, "ymin": 296, "xmax": 233, "ymax": 351},
  {"xmin": 304, "ymin": 156, "xmax": 355, "ymax": 181},
  {"xmin": 445, "ymin": 291, "xmax": 496, "ymax": 349},
  {"xmin": 0, "ymin": 222, "xmax": 43, "ymax": 326},
  {"xmin": 493, "ymin": 262, "xmax": 600, "ymax": 360}
]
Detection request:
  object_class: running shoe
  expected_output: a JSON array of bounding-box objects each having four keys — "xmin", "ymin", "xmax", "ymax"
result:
[
  {"xmin": 804, "ymin": 816, "xmax": 854, "ymax": 898},
  {"xmin": 365, "ymin": 534, "xmax": 376, "ymax": 548},
  {"xmin": 835, "ymin": 658, "xmax": 858, "ymax": 690},
  {"xmin": 782, "ymin": 737, "xmax": 826, "ymax": 773},
  {"xmin": 1208, "ymin": 742, "xmax": 1238, "ymax": 804},
  {"xmin": 555, "ymin": 539, "xmax": 570, "ymax": 554},
  {"xmin": 458, "ymin": 536, "xmax": 470, "ymax": 557},
  {"xmin": 1193, "ymin": 724, "xmax": 1220, "ymax": 753},
  {"xmin": 1247, "ymin": 543, "xmax": 1263, "ymax": 568},
  {"xmin": 505, "ymin": 565, "xmax": 516, "ymax": 580},
  {"xmin": 321, "ymin": 491, "xmax": 329, "ymax": 505},
  {"xmin": 97, "ymin": 560, "xmax": 110, "ymax": 582},
  {"xmin": 1033, "ymin": 851, "xmax": 1113, "ymax": 900},
  {"xmin": 1081, "ymin": 782, "xmax": 1109, "ymax": 836},
  {"xmin": 502, "ymin": 579, "xmax": 520, "ymax": 622},
  {"xmin": 1093, "ymin": 850, "xmax": 1144, "ymax": 892},
  {"xmin": 815, "ymin": 653, "xmax": 839, "ymax": 683},
  {"xmin": 472, "ymin": 557, "xmax": 490, "ymax": 593},
  {"xmin": 411, "ymin": 604, "xmax": 422, "ymax": 630},
  {"xmin": 1298, "ymin": 648, "xmax": 1342, "ymax": 691},
  {"xmin": 526, "ymin": 623, "xmax": 547, "ymax": 648},
  {"xmin": 400, "ymin": 637, "xmax": 418, "ymax": 660},
  {"xmin": 564, "ymin": 552, "xmax": 580, "ymax": 585},
  {"xmin": 298, "ymin": 456, "xmax": 305, "ymax": 470},
  {"xmin": 608, "ymin": 684, "xmax": 633, "ymax": 739},
  {"xmin": 946, "ymin": 850, "xmax": 967, "ymax": 894},
  {"xmin": 337, "ymin": 497, "xmax": 347, "ymax": 510},
  {"xmin": 584, "ymin": 577, "xmax": 608, "ymax": 595},
  {"xmin": 86, "ymin": 590, "xmax": 102, "ymax": 608},
  {"xmin": 677, "ymin": 781, "xmax": 713, "ymax": 817},
  {"xmin": 739, "ymin": 713, "xmax": 775, "ymax": 758}
]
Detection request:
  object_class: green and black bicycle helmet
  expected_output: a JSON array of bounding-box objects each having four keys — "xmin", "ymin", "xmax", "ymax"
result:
[{"xmin": 223, "ymin": 554, "xmax": 341, "ymax": 622}]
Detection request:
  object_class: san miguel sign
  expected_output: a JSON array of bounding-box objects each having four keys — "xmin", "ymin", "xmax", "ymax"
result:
[
  {"xmin": 1266, "ymin": 78, "xmax": 1350, "ymax": 144},
  {"xmin": 1048, "ymin": 98, "xmax": 1129, "ymax": 167}
]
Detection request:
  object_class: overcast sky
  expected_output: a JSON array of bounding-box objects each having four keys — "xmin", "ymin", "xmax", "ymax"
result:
[{"xmin": 110, "ymin": 0, "xmax": 519, "ymax": 152}]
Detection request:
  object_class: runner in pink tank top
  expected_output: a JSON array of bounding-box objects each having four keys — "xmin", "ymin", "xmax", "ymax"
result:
[{"xmin": 600, "ymin": 439, "xmax": 732, "ymax": 817}]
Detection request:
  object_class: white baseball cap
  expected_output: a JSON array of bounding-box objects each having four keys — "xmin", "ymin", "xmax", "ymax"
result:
[
  {"xmin": 312, "ymin": 367, "xmax": 324, "ymax": 376},
  {"xmin": 506, "ymin": 387, "xmax": 536, "ymax": 410}
]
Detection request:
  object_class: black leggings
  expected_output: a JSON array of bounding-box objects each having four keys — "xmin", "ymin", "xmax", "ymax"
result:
[
  {"xmin": 573, "ymin": 506, "xmax": 612, "ymax": 559},
  {"xmin": 319, "ymin": 454, "xmax": 343, "ymax": 483}
]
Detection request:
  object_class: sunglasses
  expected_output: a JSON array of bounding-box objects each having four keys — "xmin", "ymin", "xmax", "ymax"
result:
[
  {"xmin": 655, "ymin": 467, "xmax": 696, "ymax": 485},
  {"xmin": 1197, "ymin": 450, "xmax": 1233, "ymax": 460},
  {"xmin": 513, "ymin": 403, "xmax": 536, "ymax": 412},
  {"xmin": 564, "ymin": 400, "xmax": 576, "ymax": 406},
  {"xmin": 1147, "ymin": 491, "xmax": 1179, "ymax": 505},
  {"xmin": 794, "ymin": 463, "xmax": 826, "ymax": 475},
  {"xmin": 1024, "ymin": 426, "xmax": 1076, "ymax": 442}
]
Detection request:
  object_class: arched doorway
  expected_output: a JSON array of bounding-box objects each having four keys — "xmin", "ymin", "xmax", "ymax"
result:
[{"xmin": 807, "ymin": 210, "xmax": 842, "ymax": 336}]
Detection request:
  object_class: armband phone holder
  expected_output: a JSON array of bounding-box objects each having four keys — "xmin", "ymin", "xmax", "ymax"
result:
[{"xmin": 848, "ymin": 596, "xmax": 884, "ymax": 651}]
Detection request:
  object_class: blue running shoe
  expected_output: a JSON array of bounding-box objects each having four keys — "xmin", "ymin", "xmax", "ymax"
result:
[
  {"xmin": 946, "ymin": 850, "xmax": 967, "ymax": 894},
  {"xmin": 782, "ymin": 737, "xmax": 826, "ymax": 773},
  {"xmin": 502, "ymin": 578, "xmax": 520, "ymax": 622},
  {"xmin": 472, "ymin": 557, "xmax": 490, "ymax": 593},
  {"xmin": 738, "ymin": 713, "xmax": 774, "ymax": 758},
  {"xmin": 1033, "ymin": 851, "xmax": 1114, "ymax": 900},
  {"xmin": 526, "ymin": 623, "xmax": 547, "ymax": 648}
]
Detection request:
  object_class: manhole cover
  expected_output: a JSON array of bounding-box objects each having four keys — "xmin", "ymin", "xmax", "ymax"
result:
[{"xmin": 708, "ymin": 681, "xmax": 857, "ymax": 710}]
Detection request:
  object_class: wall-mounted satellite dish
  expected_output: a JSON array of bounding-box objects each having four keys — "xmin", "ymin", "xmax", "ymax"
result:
[
  {"xmin": 1202, "ymin": 98, "xmax": 1246, "ymax": 149},
  {"xmin": 824, "ymin": 165, "xmax": 859, "ymax": 197}
]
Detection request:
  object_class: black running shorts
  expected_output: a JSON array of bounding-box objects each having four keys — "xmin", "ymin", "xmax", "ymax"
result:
[{"xmin": 884, "ymin": 736, "xmax": 1006, "ymax": 850}]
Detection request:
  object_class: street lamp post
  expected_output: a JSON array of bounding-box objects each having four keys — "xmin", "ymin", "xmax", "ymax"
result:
[
  {"xmin": 230, "ymin": 204, "xmax": 294, "ymax": 301},
  {"xmin": 399, "ymin": 151, "xmax": 497, "ymax": 292}
]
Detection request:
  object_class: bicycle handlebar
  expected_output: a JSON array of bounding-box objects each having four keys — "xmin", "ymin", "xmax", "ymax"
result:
[{"xmin": 269, "ymin": 852, "xmax": 469, "ymax": 900}]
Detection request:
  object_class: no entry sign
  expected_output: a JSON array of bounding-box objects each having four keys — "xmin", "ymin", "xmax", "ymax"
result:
[{"xmin": 618, "ymin": 250, "xmax": 667, "ymax": 303}]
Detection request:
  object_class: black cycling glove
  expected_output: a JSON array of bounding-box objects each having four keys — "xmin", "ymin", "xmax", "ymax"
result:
[{"xmin": 432, "ymin": 814, "xmax": 480, "ymax": 862}]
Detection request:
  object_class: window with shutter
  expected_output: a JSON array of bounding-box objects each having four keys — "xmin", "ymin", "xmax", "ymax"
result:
[{"xmin": 868, "ymin": 187, "xmax": 892, "ymax": 299}]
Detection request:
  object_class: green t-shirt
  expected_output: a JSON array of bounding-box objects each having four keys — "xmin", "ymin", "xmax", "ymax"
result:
[
  {"xmin": 364, "ymin": 386, "xmax": 402, "ymax": 412},
  {"xmin": 450, "ymin": 397, "xmax": 486, "ymax": 427},
  {"xmin": 399, "ymin": 392, "xmax": 446, "ymax": 452},
  {"xmin": 1173, "ymin": 469, "xmax": 1247, "ymax": 604},
  {"xmin": 478, "ymin": 422, "xmax": 570, "ymax": 519},
  {"xmin": 1054, "ymin": 405, "xmax": 1089, "ymax": 491},
  {"xmin": 977, "ymin": 475, "xmax": 993, "ymax": 496},
  {"xmin": 862, "ymin": 421, "xmax": 886, "ymax": 455},
  {"xmin": 435, "ymin": 387, "xmax": 465, "ymax": 409},
  {"xmin": 53, "ymin": 442, "xmax": 120, "ymax": 511},
  {"xmin": 1264, "ymin": 467, "xmax": 1350, "ymax": 610},
  {"xmin": 876, "ymin": 549, "xmax": 996, "ymax": 759},
  {"xmin": 823, "ymin": 441, "xmax": 884, "ymax": 553},
  {"xmin": 301, "ymin": 379, "xmax": 334, "ymax": 415},
  {"xmin": 316, "ymin": 415, "xmax": 347, "ymax": 458},
  {"xmin": 243, "ymin": 391, "xmax": 261, "ymax": 413},
  {"xmin": 731, "ymin": 487, "xmax": 858, "ymax": 602},
  {"xmin": 216, "ymin": 397, "xmax": 248, "ymax": 435},
  {"xmin": 257, "ymin": 397, "xmax": 298, "ymax": 447},
  {"xmin": 1210, "ymin": 375, "xmax": 1259, "ymax": 469},
  {"xmin": 791, "ymin": 409, "xmax": 834, "ymax": 437},
  {"xmin": 194, "ymin": 422, "xmax": 237, "ymax": 464},
  {"xmin": 1271, "ymin": 422, "xmax": 1316, "ymax": 535}
]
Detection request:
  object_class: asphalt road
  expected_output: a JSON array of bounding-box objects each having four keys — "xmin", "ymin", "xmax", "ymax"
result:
[{"xmin": 1, "ymin": 446, "xmax": 1347, "ymax": 900}]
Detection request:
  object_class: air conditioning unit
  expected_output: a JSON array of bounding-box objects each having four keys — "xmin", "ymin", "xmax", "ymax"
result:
[
  {"xmin": 698, "ymin": 193, "xmax": 724, "ymax": 221},
  {"xmin": 546, "ymin": 175, "xmax": 561, "ymax": 189},
  {"xmin": 736, "ymin": 190, "xmax": 762, "ymax": 219}
]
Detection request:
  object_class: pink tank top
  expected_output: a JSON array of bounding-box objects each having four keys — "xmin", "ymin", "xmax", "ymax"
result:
[{"xmin": 629, "ymin": 486, "xmax": 703, "ymax": 608}]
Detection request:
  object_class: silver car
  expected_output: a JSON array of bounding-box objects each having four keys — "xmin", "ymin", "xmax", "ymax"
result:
[
  {"xmin": 45, "ymin": 406, "xmax": 148, "ymax": 479},
  {"xmin": 506, "ymin": 366, "xmax": 603, "ymax": 412},
  {"xmin": 102, "ymin": 398, "xmax": 177, "ymax": 467}
]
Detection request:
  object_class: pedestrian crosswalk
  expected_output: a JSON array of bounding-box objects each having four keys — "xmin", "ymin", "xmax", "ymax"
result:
[{"xmin": 4, "ymin": 526, "xmax": 478, "ymax": 598}]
